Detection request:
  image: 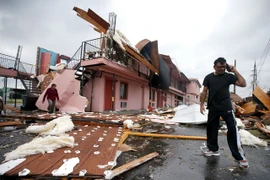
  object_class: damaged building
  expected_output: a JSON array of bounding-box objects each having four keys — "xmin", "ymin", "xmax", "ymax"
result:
[{"xmin": 32, "ymin": 7, "xmax": 201, "ymax": 113}]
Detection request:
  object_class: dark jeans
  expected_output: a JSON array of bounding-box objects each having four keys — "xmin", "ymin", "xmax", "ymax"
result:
[
  {"xmin": 207, "ymin": 110, "xmax": 246, "ymax": 160},
  {"xmin": 47, "ymin": 99, "xmax": 56, "ymax": 114}
]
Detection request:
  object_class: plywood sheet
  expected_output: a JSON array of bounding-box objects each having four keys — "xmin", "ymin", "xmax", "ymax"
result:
[{"xmin": 253, "ymin": 86, "xmax": 270, "ymax": 110}]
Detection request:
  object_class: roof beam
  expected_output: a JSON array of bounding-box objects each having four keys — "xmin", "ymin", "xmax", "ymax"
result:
[
  {"xmin": 73, "ymin": 7, "xmax": 110, "ymax": 34},
  {"xmin": 123, "ymin": 44, "xmax": 159, "ymax": 75}
]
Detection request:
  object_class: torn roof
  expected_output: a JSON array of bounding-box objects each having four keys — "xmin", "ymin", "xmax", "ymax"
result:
[{"xmin": 1, "ymin": 124, "xmax": 122, "ymax": 178}]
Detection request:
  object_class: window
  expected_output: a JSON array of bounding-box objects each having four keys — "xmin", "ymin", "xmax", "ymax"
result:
[
  {"xmin": 150, "ymin": 89, "xmax": 155, "ymax": 101},
  {"xmin": 120, "ymin": 82, "xmax": 128, "ymax": 99},
  {"xmin": 120, "ymin": 102, "xmax": 127, "ymax": 108}
]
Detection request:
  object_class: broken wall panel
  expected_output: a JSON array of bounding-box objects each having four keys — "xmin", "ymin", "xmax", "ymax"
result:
[{"xmin": 36, "ymin": 69, "xmax": 88, "ymax": 113}]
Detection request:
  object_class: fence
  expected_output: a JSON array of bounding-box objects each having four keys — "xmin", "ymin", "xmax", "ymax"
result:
[{"xmin": 0, "ymin": 53, "xmax": 35, "ymax": 74}]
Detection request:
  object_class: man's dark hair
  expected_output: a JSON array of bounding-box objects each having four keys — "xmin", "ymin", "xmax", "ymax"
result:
[
  {"xmin": 51, "ymin": 84, "xmax": 57, "ymax": 87},
  {"xmin": 214, "ymin": 57, "xmax": 226, "ymax": 65}
]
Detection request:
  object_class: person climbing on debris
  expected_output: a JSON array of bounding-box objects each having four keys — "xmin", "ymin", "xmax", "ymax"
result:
[
  {"xmin": 42, "ymin": 84, "xmax": 59, "ymax": 114},
  {"xmin": 200, "ymin": 57, "xmax": 249, "ymax": 168}
]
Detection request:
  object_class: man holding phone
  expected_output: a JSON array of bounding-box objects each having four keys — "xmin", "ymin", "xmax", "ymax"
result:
[{"xmin": 200, "ymin": 57, "xmax": 249, "ymax": 168}]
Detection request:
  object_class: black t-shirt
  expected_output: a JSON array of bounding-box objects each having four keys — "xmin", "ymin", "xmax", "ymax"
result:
[{"xmin": 203, "ymin": 72, "xmax": 237, "ymax": 111}]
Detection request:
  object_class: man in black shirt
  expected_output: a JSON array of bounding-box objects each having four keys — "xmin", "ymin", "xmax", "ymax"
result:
[{"xmin": 200, "ymin": 57, "xmax": 249, "ymax": 168}]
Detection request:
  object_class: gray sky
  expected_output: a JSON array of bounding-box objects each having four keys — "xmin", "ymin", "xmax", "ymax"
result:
[{"xmin": 0, "ymin": 0, "xmax": 269, "ymax": 98}]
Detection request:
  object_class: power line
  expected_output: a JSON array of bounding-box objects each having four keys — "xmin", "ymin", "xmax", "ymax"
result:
[{"xmin": 258, "ymin": 37, "xmax": 270, "ymax": 76}]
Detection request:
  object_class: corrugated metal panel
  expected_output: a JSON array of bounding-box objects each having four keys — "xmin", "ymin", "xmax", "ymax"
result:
[{"xmin": 3, "ymin": 124, "xmax": 123, "ymax": 178}]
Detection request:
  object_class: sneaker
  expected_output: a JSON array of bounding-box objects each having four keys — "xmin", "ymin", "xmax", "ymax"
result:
[
  {"xmin": 204, "ymin": 150, "xmax": 220, "ymax": 157},
  {"xmin": 239, "ymin": 160, "xmax": 249, "ymax": 168},
  {"xmin": 200, "ymin": 142, "xmax": 208, "ymax": 152}
]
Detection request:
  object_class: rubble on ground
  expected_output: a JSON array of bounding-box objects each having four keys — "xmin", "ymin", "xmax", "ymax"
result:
[{"xmin": 0, "ymin": 86, "xmax": 270, "ymax": 179}]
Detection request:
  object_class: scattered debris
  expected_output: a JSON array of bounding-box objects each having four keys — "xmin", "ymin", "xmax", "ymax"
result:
[{"xmin": 104, "ymin": 152, "xmax": 159, "ymax": 179}]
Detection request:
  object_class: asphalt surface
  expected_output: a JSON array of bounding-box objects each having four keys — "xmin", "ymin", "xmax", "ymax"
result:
[
  {"xmin": 0, "ymin": 121, "xmax": 269, "ymax": 180},
  {"xmin": 114, "ymin": 123, "xmax": 270, "ymax": 180}
]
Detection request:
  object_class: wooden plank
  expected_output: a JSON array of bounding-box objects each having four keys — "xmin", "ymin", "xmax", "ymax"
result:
[
  {"xmin": 73, "ymin": 7, "xmax": 109, "ymax": 34},
  {"xmin": 253, "ymin": 86, "xmax": 270, "ymax": 110},
  {"xmin": 0, "ymin": 121, "xmax": 22, "ymax": 127},
  {"xmin": 4, "ymin": 105, "xmax": 21, "ymax": 113},
  {"xmin": 255, "ymin": 121, "xmax": 270, "ymax": 136},
  {"xmin": 118, "ymin": 131, "xmax": 129, "ymax": 146},
  {"xmin": 106, "ymin": 152, "xmax": 158, "ymax": 179},
  {"xmin": 126, "ymin": 131, "xmax": 207, "ymax": 140},
  {"xmin": 123, "ymin": 44, "xmax": 159, "ymax": 75},
  {"xmin": 87, "ymin": 8, "xmax": 110, "ymax": 31}
]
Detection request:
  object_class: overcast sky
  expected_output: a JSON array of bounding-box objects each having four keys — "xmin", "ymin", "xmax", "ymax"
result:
[{"xmin": 0, "ymin": 0, "xmax": 269, "ymax": 98}]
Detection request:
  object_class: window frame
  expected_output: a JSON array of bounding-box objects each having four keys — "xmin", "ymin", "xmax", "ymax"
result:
[{"xmin": 120, "ymin": 81, "xmax": 128, "ymax": 100}]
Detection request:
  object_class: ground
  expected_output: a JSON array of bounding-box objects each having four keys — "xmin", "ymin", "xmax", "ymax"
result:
[
  {"xmin": 0, "ymin": 118, "xmax": 269, "ymax": 180},
  {"xmin": 113, "ymin": 123, "xmax": 270, "ymax": 180}
]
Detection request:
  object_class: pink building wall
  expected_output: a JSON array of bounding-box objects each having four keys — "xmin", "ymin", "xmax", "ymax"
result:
[
  {"xmin": 82, "ymin": 72, "xmax": 150, "ymax": 112},
  {"xmin": 114, "ymin": 77, "xmax": 149, "ymax": 111},
  {"xmin": 82, "ymin": 75, "xmax": 105, "ymax": 112},
  {"xmin": 186, "ymin": 79, "xmax": 201, "ymax": 104}
]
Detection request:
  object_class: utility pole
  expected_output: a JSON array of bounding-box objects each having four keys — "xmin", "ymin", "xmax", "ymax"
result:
[
  {"xmin": 252, "ymin": 61, "xmax": 258, "ymax": 91},
  {"xmin": 14, "ymin": 45, "xmax": 23, "ymax": 107}
]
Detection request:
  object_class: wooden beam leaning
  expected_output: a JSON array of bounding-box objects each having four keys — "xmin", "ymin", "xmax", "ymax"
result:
[
  {"xmin": 118, "ymin": 131, "xmax": 129, "ymax": 147},
  {"xmin": 73, "ymin": 7, "xmax": 110, "ymax": 34},
  {"xmin": 126, "ymin": 131, "xmax": 207, "ymax": 140},
  {"xmin": 123, "ymin": 44, "xmax": 159, "ymax": 75}
]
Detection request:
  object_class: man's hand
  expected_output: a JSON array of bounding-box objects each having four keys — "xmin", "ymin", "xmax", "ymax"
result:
[
  {"xmin": 200, "ymin": 105, "xmax": 205, "ymax": 115},
  {"xmin": 229, "ymin": 65, "xmax": 236, "ymax": 73}
]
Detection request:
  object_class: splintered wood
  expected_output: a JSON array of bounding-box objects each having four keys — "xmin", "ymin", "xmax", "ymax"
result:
[
  {"xmin": 253, "ymin": 86, "xmax": 270, "ymax": 110},
  {"xmin": 4, "ymin": 105, "xmax": 21, "ymax": 113},
  {"xmin": 106, "ymin": 152, "xmax": 159, "ymax": 179},
  {"xmin": 241, "ymin": 101, "xmax": 256, "ymax": 115},
  {"xmin": 255, "ymin": 121, "xmax": 270, "ymax": 136},
  {"xmin": 0, "ymin": 120, "xmax": 22, "ymax": 127}
]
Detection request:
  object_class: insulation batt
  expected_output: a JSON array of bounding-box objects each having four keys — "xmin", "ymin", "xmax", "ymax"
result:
[
  {"xmin": 4, "ymin": 134, "xmax": 75, "ymax": 161},
  {"xmin": 25, "ymin": 115, "xmax": 74, "ymax": 135},
  {"xmin": 238, "ymin": 129, "xmax": 267, "ymax": 147},
  {"xmin": 4, "ymin": 115, "xmax": 75, "ymax": 161}
]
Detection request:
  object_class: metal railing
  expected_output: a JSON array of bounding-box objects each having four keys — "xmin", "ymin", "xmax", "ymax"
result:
[
  {"xmin": 67, "ymin": 37, "xmax": 112, "ymax": 70},
  {"xmin": 82, "ymin": 37, "xmax": 111, "ymax": 60},
  {"xmin": 0, "ymin": 53, "xmax": 35, "ymax": 74},
  {"xmin": 67, "ymin": 46, "xmax": 82, "ymax": 69},
  {"xmin": 172, "ymin": 81, "xmax": 187, "ymax": 93},
  {"xmin": 0, "ymin": 53, "xmax": 17, "ymax": 69}
]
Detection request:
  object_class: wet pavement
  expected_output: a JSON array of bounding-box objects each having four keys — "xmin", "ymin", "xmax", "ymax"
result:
[
  {"xmin": 0, "ymin": 120, "xmax": 269, "ymax": 180},
  {"xmin": 114, "ymin": 124, "xmax": 270, "ymax": 180}
]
